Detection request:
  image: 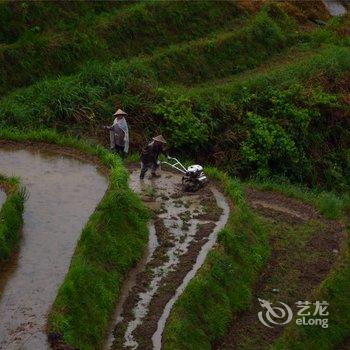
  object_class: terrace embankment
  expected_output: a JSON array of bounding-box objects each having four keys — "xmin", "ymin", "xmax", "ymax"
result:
[{"xmin": 215, "ymin": 188, "xmax": 344, "ymax": 349}]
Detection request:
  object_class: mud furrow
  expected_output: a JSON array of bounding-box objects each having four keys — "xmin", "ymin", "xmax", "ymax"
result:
[
  {"xmin": 216, "ymin": 188, "xmax": 344, "ymax": 350},
  {"xmin": 108, "ymin": 167, "xmax": 229, "ymax": 350}
]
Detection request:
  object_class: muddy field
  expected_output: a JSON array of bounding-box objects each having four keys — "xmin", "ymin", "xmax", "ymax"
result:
[
  {"xmin": 0, "ymin": 146, "xmax": 107, "ymax": 350},
  {"xmin": 215, "ymin": 187, "xmax": 344, "ymax": 349},
  {"xmin": 106, "ymin": 164, "xmax": 229, "ymax": 350}
]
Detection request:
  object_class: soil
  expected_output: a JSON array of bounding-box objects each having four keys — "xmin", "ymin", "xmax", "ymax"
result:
[
  {"xmin": 215, "ymin": 187, "xmax": 345, "ymax": 350},
  {"xmin": 108, "ymin": 166, "xmax": 229, "ymax": 350}
]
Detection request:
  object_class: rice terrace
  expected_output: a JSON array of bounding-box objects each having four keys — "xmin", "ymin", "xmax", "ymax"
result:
[{"xmin": 0, "ymin": 1, "xmax": 349, "ymax": 350}]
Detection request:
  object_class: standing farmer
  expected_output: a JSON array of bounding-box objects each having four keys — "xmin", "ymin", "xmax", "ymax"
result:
[
  {"xmin": 104, "ymin": 109, "xmax": 129, "ymax": 158},
  {"xmin": 140, "ymin": 135, "xmax": 168, "ymax": 179}
]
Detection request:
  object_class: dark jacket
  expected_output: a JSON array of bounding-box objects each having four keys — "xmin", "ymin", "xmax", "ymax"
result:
[{"xmin": 141, "ymin": 141, "xmax": 166, "ymax": 165}]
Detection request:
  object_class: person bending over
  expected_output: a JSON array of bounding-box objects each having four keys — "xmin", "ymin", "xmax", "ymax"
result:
[{"xmin": 140, "ymin": 135, "xmax": 168, "ymax": 179}]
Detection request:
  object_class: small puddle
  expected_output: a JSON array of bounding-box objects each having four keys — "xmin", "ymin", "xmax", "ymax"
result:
[
  {"xmin": 322, "ymin": 0, "xmax": 347, "ymax": 16},
  {"xmin": 0, "ymin": 188, "xmax": 6, "ymax": 208},
  {"xmin": 0, "ymin": 147, "xmax": 108, "ymax": 350},
  {"xmin": 107, "ymin": 166, "xmax": 230, "ymax": 349}
]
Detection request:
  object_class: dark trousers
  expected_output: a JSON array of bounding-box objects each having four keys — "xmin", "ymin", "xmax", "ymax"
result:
[
  {"xmin": 115, "ymin": 145, "xmax": 125, "ymax": 159},
  {"xmin": 140, "ymin": 161, "xmax": 158, "ymax": 179}
]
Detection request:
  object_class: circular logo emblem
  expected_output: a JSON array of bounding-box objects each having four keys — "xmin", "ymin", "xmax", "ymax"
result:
[{"xmin": 258, "ymin": 298, "xmax": 293, "ymax": 328}]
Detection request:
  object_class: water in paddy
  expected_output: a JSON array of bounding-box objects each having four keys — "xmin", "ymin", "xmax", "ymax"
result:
[
  {"xmin": 0, "ymin": 188, "xmax": 6, "ymax": 208},
  {"xmin": 322, "ymin": 0, "xmax": 347, "ymax": 16},
  {"xmin": 0, "ymin": 147, "xmax": 108, "ymax": 350}
]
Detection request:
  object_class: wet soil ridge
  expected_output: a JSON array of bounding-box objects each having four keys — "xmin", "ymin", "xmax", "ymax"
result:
[
  {"xmin": 110, "ymin": 168, "xmax": 227, "ymax": 350},
  {"xmin": 216, "ymin": 188, "xmax": 344, "ymax": 349},
  {"xmin": 0, "ymin": 146, "xmax": 107, "ymax": 349}
]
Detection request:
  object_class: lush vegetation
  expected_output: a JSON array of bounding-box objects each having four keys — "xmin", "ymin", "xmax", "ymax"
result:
[
  {"xmin": 0, "ymin": 128, "xmax": 149, "ymax": 349},
  {"xmin": 0, "ymin": 2, "xmax": 349, "ymax": 348},
  {"xmin": 0, "ymin": 1, "xmax": 128, "ymax": 44},
  {"xmin": 0, "ymin": 4, "xmax": 348, "ymax": 191},
  {"xmin": 0, "ymin": 174, "xmax": 25, "ymax": 265},
  {"xmin": 0, "ymin": 1, "xmax": 242, "ymax": 94},
  {"xmin": 159, "ymin": 45, "xmax": 350, "ymax": 191},
  {"xmin": 163, "ymin": 168, "xmax": 269, "ymax": 349}
]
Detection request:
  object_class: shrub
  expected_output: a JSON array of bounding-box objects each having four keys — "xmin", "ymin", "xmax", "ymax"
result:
[{"xmin": 154, "ymin": 95, "xmax": 209, "ymax": 151}]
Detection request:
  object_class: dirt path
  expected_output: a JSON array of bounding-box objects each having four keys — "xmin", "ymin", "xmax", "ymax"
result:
[
  {"xmin": 0, "ymin": 146, "xmax": 107, "ymax": 350},
  {"xmin": 215, "ymin": 188, "xmax": 344, "ymax": 350},
  {"xmin": 107, "ymin": 165, "xmax": 229, "ymax": 350}
]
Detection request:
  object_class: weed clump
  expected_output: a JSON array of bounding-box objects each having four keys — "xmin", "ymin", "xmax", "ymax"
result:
[{"xmin": 0, "ymin": 175, "xmax": 26, "ymax": 264}]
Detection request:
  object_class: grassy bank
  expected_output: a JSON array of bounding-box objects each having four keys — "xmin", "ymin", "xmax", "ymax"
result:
[
  {"xmin": 0, "ymin": 1, "xmax": 242, "ymax": 94},
  {"xmin": 272, "ymin": 234, "xmax": 350, "ymax": 349},
  {"xmin": 0, "ymin": 128, "xmax": 150, "ymax": 349},
  {"xmin": 247, "ymin": 178, "xmax": 350, "ymax": 220},
  {"xmin": 246, "ymin": 180, "xmax": 350, "ymax": 349},
  {"xmin": 170, "ymin": 45, "xmax": 350, "ymax": 191},
  {"xmin": 0, "ymin": 1, "xmax": 128, "ymax": 44},
  {"xmin": 163, "ymin": 168, "xmax": 269, "ymax": 349},
  {"xmin": 0, "ymin": 0, "xmax": 333, "ymax": 89},
  {"xmin": 1, "ymin": 13, "xmax": 348, "ymax": 191},
  {"xmin": 147, "ymin": 5, "xmax": 299, "ymax": 85},
  {"xmin": 163, "ymin": 173, "xmax": 349, "ymax": 349},
  {"xmin": 0, "ymin": 174, "xmax": 25, "ymax": 265}
]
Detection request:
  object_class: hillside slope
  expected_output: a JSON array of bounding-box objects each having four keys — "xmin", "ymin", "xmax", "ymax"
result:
[
  {"xmin": 0, "ymin": 1, "xmax": 349, "ymax": 350},
  {"xmin": 1, "ymin": 2, "xmax": 349, "ymax": 190}
]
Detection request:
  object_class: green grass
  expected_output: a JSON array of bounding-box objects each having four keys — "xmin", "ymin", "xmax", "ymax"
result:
[
  {"xmin": 247, "ymin": 178, "xmax": 349, "ymax": 220},
  {"xmin": 228, "ymin": 217, "xmax": 326, "ymax": 349},
  {"xmin": 271, "ymin": 232, "xmax": 350, "ymax": 350},
  {"xmin": 244, "ymin": 178, "xmax": 350, "ymax": 349},
  {"xmin": 147, "ymin": 5, "xmax": 299, "ymax": 85},
  {"xmin": 164, "ymin": 171, "xmax": 350, "ymax": 349},
  {"xmin": 163, "ymin": 168, "xmax": 269, "ymax": 350},
  {"xmin": 0, "ymin": 1, "xmax": 128, "ymax": 44},
  {"xmin": 1, "ymin": 6, "xmax": 348, "ymax": 191},
  {"xmin": 0, "ymin": 128, "xmax": 150, "ymax": 349},
  {"xmin": 0, "ymin": 1, "xmax": 243, "ymax": 94},
  {"xmin": 1, "ymin": 25, "xmax": 348, "ymax": 191},
  {"xmin": 0, "ymin": 174, "xmax": 25, "ymax": 264}
]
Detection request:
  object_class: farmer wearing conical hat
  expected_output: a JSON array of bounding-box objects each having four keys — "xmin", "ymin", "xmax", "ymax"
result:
[
  {"xmin": 140, "ymin": 135, "xmax": 168, "ymax": 179},
  {"xmin": 104, "ymin": 109, "xmax": 129, "ymax": 158}
]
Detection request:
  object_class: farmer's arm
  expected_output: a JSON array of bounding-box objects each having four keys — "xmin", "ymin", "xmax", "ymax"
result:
[{"xmin": 161, "ymin": 146, "xmax": 170, "ymax": 158}]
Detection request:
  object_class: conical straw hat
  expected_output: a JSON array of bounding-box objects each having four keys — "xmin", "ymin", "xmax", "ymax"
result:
[
  {"xmin": 152, "ymin": 135, "xmax": 167, "ymax": 143},
  {"xmin": 114, "ymin": 109, "xmax": 127, "ymax": 116}
]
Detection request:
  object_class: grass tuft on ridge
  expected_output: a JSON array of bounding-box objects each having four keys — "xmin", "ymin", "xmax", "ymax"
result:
[{"xmin": 0, "ymin": 174, "xmax": 25, "ymax": 265}]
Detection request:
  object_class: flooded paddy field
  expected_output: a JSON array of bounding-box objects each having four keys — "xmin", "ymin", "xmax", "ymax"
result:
[
  {"xmin": 0, "ymin": 188, "xmax": 6, "ymax": 208},
  {"xmin": 0, "ymin": 146, "xmax": 107, "ymax": 350}
]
